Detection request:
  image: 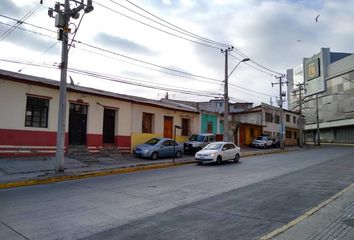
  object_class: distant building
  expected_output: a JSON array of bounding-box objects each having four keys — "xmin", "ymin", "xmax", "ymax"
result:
[
  {"xmin": 161, "ymin": 99, "xmax": 253, "ymax": 140},
  {"xmin": 231, "ymin": 103, "xmax": 300, "ymax": 147},
  {"xmin": 287, "ymin": 48, "xmax": 354, "ymax": 144}
]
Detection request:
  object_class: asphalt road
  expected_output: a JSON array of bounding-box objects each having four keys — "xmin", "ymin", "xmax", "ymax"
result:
[{"xmin": 1, "ymin": 146, "xmax": 354, "ymax": 240}]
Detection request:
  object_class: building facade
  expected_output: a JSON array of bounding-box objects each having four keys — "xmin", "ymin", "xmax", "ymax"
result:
[
  {"xmin": 231, "ymin": 103, "xmax": 300, "ymax": 147},
  {"xmin": 0, "ymin": 70, "xmax": 199, "ymax": 157},
  {"xmin": 287, "ymin": 48, "xmax": 354, "ymax": 144}
]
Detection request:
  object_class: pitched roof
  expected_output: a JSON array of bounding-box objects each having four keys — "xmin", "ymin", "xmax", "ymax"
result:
[{"xmin": 0, "ymin": 69, "xmax": 199, "ymax": 113}]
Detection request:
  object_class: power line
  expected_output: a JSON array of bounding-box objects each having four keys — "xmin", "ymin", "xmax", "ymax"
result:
[
  {"xmin": 229, "ymin": 53, "xmax": 277, "ymax": 77},
  {"xmin": 95, "ymin": 2, "xmax": 222, "ymax": 50},
  {"xmin": 0, "ymin": 15, "xmax": 221, "ymax": 82},
  {"xmin": 113, "ymin": 0, "xmax": 230, "ymax": 48},
  {"xmin": 68, "ymin": 67, "xmax": 223, "ymax": 97},
  {"xmin": 73, "ymin": 39, "xmax": 222, "ymax": 82},
  {"xmin": 0, "ymin": 3, "xmax": 41, "ymax": 41}
]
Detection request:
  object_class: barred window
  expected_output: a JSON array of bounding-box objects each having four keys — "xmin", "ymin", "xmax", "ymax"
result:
[
  {"xmin": 274, "ymin": 115, "xmax": 280, "ymax": 124},
  {"xmin": 286, "ymin": 130, "xmax": 292, "ymax": 139},
  {"xmin": 25, "ymin": 96, "xmax": 49, "ymax": 128},
  {"xmin": 265, "ymin": 113, "xmax": 273, "ymax": 122}
]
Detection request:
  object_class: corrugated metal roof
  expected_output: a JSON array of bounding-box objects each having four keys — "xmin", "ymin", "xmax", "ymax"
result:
[{"xmin": 0, "ymin": 69, "xmax": 199, "ymax": 113}]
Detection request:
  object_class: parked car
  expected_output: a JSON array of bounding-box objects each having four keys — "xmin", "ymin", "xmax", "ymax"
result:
[
  {"xmin": 184, "ymin": 133, "xmax": 215, "ymax": 154},
  {"xmin": 251, "ymin": 136, "xmax": 273, "ymax": 148},
  {"xmin": 134, "ymin": 137, "xmax": 183, "ymax": 160},
  {"xmin": 195, "ymin": 142, "xmax": 240, "ymax": 165}
]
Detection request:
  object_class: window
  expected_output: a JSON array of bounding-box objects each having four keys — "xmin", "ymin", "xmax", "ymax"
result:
[
  {"xmin": 25, "ymin": 96, "xmax": 49, "ymax": 128},
  {"xmin": 181, "ymin": 118, "xmax": 190, "ymax": 136},
  {"xmin": 274, "ymin": 115, "xmax": 280, "ymax": 124},
  {"xmin": 286, "ymin": 114, "xmax": 290, "ymax": 122},
  {"xmin": 293, "ymin": 116, "xmax": 296, "ymax": 124},
  {"xmin": 286, "ymin": 131, "xmax": 292, "ymax": 139},
  {"xmin": 142, "ymin": 112, "xmax": 153, "ymax": 133},
  {"xmin": 265, "ymin": 113, "xmax": 273, "ymax": 122}
]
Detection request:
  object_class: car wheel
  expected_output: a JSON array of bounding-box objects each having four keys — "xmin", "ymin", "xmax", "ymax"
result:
[
  {"xmin": 216, "ymin": 156, "xmax": 222, "ymax": 165},
  {"xmin": 151, "ymin": 152, "xmax": 158, "ymax": 160},
  {"xmin": 175, "ymin": 151, "xmax": 182, "ymax": 158},
  {"xmin": 234, "ymin": 153, "xmax": 240, "ymax": 163}
]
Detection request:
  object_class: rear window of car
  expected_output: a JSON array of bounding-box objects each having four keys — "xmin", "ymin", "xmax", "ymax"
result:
[{"xmin": 145, "ymin": 138, "xmax": 160, "ymax": 145}]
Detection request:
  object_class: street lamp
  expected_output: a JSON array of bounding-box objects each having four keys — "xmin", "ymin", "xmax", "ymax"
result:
[
  {"xmin": 224, "ymin": 57, "xmax": 250, "ymax": 142},
  {"xmin": 173, "ymin": 125, "xmax": 181, "ymax": 163}
]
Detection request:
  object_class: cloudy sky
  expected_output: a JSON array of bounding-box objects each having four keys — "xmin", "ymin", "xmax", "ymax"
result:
[{"xmin": 0, "ymin": 0, "xmax": 354, "ymax": 106}]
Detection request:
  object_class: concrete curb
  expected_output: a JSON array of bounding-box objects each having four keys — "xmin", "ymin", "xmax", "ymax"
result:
[
  {"xmin": 0, "ymin": 160, "xmax": 196, "ymax": 189},
  {"xmin": 259, "ymin": 183, "xmax": 354, "ymax": 240},
  {"xmin": 0, "ymin": 148, "xmax": 299, "ymax": 189}
]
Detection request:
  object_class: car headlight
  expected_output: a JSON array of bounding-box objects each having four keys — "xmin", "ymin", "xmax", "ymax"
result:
[{"xmin": 209, "ymin": 153, "xmax": 216, "ymax": 157}]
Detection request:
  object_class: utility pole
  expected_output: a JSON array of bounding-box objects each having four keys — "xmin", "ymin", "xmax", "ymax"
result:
[
  {"xmin": 221, "ymin": 46, "xmax": 233, "ymax": 142},
  {"xmin": 295, "ymin": 83, "xmax": 305, "ymax": 148},
  {"xmin": 315, "ymin": 93, "xmax": 320, "ymax": 146},
  {"xmin": 273, "ymin": 74, "xmax": 286, "ymax": 150},
  {"xmin": 48, "ymin": 0, "xmax": 93, "ymax": 173}
]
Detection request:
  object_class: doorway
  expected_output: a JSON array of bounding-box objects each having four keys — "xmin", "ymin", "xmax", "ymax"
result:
[
  {"xmin": 103, "ymin": 109, "xmax": 116, "ymax": 144},
  {"xmin": 163, "ymin": 116, "xmax": 173, "ymax": 138},
  {"xmin": 69, "ymin": 103, "xmax": 88, "ymax": 145}
]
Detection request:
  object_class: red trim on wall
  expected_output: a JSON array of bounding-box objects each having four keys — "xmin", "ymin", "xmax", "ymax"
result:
[
  {"xmin": 116, "ymin": 135, "xmax": 131, "ymax": 147},
  {"xmin": 0, "ymin": 129, "xmax": 56, "ymax": 146},
  {"xmin": 87, "ymin": 134, "xmax": 103, "ymax": 147}
]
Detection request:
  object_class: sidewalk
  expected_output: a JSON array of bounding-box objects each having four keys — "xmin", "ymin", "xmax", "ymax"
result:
[
  {"xmin": 266, "ymin": 183, "xmax": 354, "ymax": 240},
  {"xmin": 0, "ymin": 146, "xmax": 298, "ymax": 188}
]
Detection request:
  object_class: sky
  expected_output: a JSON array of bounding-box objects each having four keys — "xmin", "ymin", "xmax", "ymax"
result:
[{"xmin": 0, "ymin": 0, "xmax": 354, "ymax": 107}]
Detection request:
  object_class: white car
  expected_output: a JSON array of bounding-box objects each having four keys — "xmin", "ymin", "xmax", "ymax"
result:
[
  {"xmin": 195, "ymin": 142, "xmax": 241, "ymax": 165},
  {"xmin": 252, "ymin": 136, "xmax": 273, "ymax": 148}
]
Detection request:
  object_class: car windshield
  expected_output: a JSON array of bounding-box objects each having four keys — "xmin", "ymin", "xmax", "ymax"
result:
[
  {"xmin": 256, "ymin": 136, "xmax": 266, "ymax": 140},
  {"xmin": 145, "ymin": 138, "xmax": 160, "ymax": 145},
  {"xmin": 204, "ymin": 143, "xmax": 223, "ymax": 150},
  {"xmin": 189, "ymin": 134, "xmax": 205, "ymax": 142}
]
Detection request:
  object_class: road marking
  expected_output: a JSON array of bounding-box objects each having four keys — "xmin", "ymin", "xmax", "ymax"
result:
[{"xmin": 259, "ymin": 183, "xmax": 354, "ymax": 240}]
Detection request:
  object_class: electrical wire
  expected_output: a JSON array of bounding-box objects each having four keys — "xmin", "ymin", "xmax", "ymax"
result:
[
  {"xmin": 0, "ymin": 15, "xmax": 221, "ymax": 83},
  {"xmin": 94, "ymin": 2, "xmax": 222, "ymax": 50},
  {"xmin": 0, "ymin": 3, "xmax": 41, "ymax": 41},
  {"xmin": 109, "ymin": 0, "xmax": 231, "ymax": 48}
]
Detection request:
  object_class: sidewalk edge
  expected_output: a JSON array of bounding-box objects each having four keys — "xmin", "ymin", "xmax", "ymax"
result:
[
  {"xmin": 0, "ymin": 160, "xmax": 196, "ymax": 189},
  {"xmin": 259, "ymin": 183, "xmax": 354, "ymax": 240}
]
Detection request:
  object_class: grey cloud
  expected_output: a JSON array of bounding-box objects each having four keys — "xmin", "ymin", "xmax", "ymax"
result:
[
  {"xmin": 95, "ymin": 32, "xmax": 155, "ymax": 55},
  {"xmin": 0, "ymin": 0, "xmax": 23, "ymax": 16},
  {"xmin": 0, "ymin": 24, "xmax": 59, "ymax": 54}
]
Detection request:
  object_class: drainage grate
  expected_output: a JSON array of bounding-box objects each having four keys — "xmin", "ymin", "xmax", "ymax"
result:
[{"xmin": 343, "ymin": 219, "xmax": 354, "ymax": 227}]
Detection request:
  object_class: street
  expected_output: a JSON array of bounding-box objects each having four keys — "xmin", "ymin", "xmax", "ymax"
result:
[{"xmin": 1, "ymin": 146, "xmax": 354, "ymax": 240}]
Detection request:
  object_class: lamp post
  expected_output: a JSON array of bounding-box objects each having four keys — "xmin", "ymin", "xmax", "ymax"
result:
[
  {"xmin": 223, "ymin": 56, "xmax": 250, "ymax": 142},
  {"xmin": 173, "ymin": 125, "xmax": 181, "ymax": 163}
]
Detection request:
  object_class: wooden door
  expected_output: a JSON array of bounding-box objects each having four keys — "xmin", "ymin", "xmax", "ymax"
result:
[{"xmin": 163, "ymin": 116, "xmax": 173, "ymax": 138}]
